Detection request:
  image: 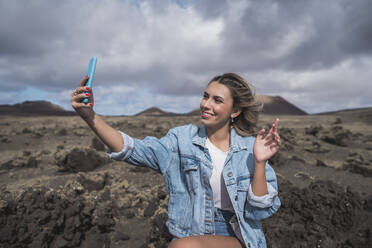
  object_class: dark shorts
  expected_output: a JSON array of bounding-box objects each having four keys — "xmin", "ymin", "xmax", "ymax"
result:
[
  {"xmin": 171, "ymin": 208, "xmax": 241, "ymax": 242},
  {"xmin": 214, "ymin": 207, "xmax": 236, "ymax": 236}
]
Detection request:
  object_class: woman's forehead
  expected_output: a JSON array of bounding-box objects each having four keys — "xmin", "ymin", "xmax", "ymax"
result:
[{"xmin": 205, "ymin": 81, "xmax": 232, "ymax": 99}]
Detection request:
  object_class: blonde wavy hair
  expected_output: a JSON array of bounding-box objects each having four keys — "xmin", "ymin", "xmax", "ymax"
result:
[{"xmin": 208, "ymin": 73, "xmax": 263, "ymax": 137}]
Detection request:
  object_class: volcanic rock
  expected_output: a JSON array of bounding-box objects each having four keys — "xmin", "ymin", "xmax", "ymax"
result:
[
  {"xmin": 0, "ymin": 186, "xmax": 115, "ymax": 248},
  {"xmin": 319, "ymin": 126, "xmax": 352, "ymax": 147},
  {"xmin": 343, "ymin": 152, "xmax": 372, "ymax": 177},
  {"xmin": 263, "ymin": 179, "xmax": 372, "ymax": 248},
  {"xmin": 54, "ymin": 147, "xmax": 109, "ymax": 172},
  {"xmin": 91, "ymin": 137, "xmax": 106, "ymax": 151},
  {"xmin": 77, "ymin": 172, "xmax": 107, "ymax": 191},
  {"xmin": 0, "ymin": 155, "xmax": 38, "ymax": 171}
]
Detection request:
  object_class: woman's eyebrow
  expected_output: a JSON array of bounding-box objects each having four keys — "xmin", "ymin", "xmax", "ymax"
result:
[
  {"xmin": 204, "ymin": 91, "xmax": 224, "ymax": 101},
  {"xmin": 214, "ymin": 95, "xmax": 224, "ymax": 100}
]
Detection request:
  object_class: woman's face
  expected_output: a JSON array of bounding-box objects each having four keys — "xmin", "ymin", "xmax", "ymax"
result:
[{"xmin": 200, "ymin": 81, "xmax": 238, "ymax": 130}]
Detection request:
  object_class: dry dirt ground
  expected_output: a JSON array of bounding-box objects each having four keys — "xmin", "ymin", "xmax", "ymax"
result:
[{"xmin": 0, "ymin": 112, "xmax": 371, "ymax": 248}]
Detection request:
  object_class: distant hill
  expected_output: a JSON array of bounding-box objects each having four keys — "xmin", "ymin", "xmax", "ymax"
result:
[
  {"xmin": 255, "ymin": 95, "xmax": 307, "ymax": 115},
  {"xmin": 313, "ymin": 106, "xmax": 372, "ymax": 123},
  {"xmin": 185, "ymin": 109, "xmax": 201, "ymax": 116},
  {"xmin": 4, "ymin": 98, "xmax": 369, "ymax": 118},
  {"xmin": 313, "ymin": 106, "xmax": 372, "ymax": 115},
  {"xmin": 0, "ymin": 101, "xmax": 76, "ymax": 116},
  {"xmin": 135, "ymin": 107, "xmax": 179, "ymax": 116},
  {"xmin": 186, "ymin": 95, "xmax": 308, "ymax": 116}
]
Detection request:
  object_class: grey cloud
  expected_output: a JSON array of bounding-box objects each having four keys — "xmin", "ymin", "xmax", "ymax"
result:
[
  {"xmin": 0, "ymin": 1, "xmax": 70, "ymax": 58},
  {"xmin": 339, "ymin": 0, "xmax": 372, "ymax": 55},
  {"xmin": 187, "ymin": 0, "xmax": 229, "ymax": 19},
  {"xmin": 0, "ymin": 0, "xmax": 371, "ymax": 114},
  {"xmin": 273, "ymin": 0, "xmax": 372, "ymax": 70},
  {"xmin": 110, "ymin": 65, "xmax": 206, "ymax": 96},
  {"xmin": 0, "ymin": 1, "xmax": 140, "ymax": 88},
  {"xmin": 283, "ymin": 0, "xmax": 372, "ymax": 70},
  {"xmin": 189, "ymin": 0, "xmax": 372, "ymax": 71}
]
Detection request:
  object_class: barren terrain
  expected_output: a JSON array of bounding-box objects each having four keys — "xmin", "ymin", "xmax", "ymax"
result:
[{"xmin": 0, "ymin": 110, "xmax": 371, "ymax": 247}]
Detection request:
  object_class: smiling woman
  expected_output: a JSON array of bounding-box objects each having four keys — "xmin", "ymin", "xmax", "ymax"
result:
[{"xmin": 71, "ymin": 72, "xmax": 281, "ymax": 248}]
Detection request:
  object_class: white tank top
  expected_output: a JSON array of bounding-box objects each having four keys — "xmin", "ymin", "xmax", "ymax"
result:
[{"xmin": 206, "ymin": 138, "xmax": 234, "ymax": 211}]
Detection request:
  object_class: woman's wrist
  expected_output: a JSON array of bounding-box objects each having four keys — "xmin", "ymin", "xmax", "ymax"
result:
[
  {"xmin": 254, "ymin": 159, "xmax": 266, "ymax": 167},
  {"xmin": 82, "ymin": 111, "xmax": 97, "ymax": 126}
]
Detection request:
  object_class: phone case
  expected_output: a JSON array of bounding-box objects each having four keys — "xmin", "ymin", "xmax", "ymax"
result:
[{"xmin": 83, "ymin": 56, "xmax": 97, "ymax": 103}]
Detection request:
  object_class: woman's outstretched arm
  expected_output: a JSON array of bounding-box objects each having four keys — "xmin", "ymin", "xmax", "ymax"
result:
[
  {"xmin": 84, "ymin": 113, "xmax": 123, "ymax": 152},
  {"xmin": 71, "ymin": 75, "xmax": 124, "ymax": 153}
]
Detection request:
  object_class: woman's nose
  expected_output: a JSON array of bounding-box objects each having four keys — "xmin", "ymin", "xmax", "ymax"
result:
[{"xmin": 201, "ymin": 99, "xmax": 211, "ymax": 109}]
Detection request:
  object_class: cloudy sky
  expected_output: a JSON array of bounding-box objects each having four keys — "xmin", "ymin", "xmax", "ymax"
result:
[{"xmin": 1, "ymin": 0, "xmax": 371, "ymax": 115}]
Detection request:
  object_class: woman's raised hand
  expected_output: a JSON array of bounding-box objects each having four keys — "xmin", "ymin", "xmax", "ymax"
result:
[
  {"xmin": 253, "ymin": 118, "xmax": 281, "ymax": 164},
  {"xmin": 71, "ymin": 75, "xmax": 95, "ymax": 120}
]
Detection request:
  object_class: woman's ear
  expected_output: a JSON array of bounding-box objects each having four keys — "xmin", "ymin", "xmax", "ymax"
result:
[{"xmin": 231, "ymin": 108, "xmax": 241, "ymax": 119}]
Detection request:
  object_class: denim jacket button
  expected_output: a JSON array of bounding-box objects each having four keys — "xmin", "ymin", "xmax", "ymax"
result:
[
  {"xmin": 181, "ymin": 162, "xmax": 184, "ymax": 168},
  {"xmin": 248, "ymin": 242, "xmax": 251, "ymax": 247},
  {"xmin": 234, "ymin": 195, "xmax": 238, "ymax": 201},
  {"xmin": 227, "ymin": 172, "xmax": 233, "ymax": 177}
]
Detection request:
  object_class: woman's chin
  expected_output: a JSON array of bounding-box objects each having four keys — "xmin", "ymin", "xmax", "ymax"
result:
[
  {"xmin": 201, "ymin": 118, "xmax": 232, "ymax": 132},
  {"xmin": 201, "ymin": 119, "xmax": 218, "ymax": 129},
  {"xmin": 200, "ymin": 118, "xmax": 212, "ymax": 125}
]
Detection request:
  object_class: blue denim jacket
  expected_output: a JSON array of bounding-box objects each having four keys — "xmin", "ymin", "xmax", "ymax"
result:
[{"xmin": 106, "ymin": 124, "xmax": 280, "ymax": 248}]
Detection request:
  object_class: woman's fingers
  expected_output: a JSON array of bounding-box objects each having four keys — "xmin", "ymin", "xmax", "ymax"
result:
[
  {"xmin": 260, "ymin": 118, "xmax": 280, "ymax": 143},
  {"xmin": 263, "ymin": 131, "xmax": 281, "ymax": 147},
  {"xmin": 71, "ymin": 76, "xmax": 95, "ymax": 117},
  {"xmin": 71, "ymin": 76, "xmax": 90, "ymax": 98},
  {"xmin": 72, "ymin": 85, "xmax": 91, "ymax": 97},
  {"xmin": 71, "ymin": 85, "xmax": 93, "ymax": 110},
  {"xmin": 264, "ymin": 137, "xmax": 280, "ymax": 151},
  {"xmin": 272, "ymin": 119, "xmax": 279, "ymax": 133},
  {"xmin": 264, "ymin": 126, "xmax": 274, "ymax": 141},
  {"xmin": 265, "ymin": 134, "xmax": 280, "ymax": 145},
  {"xmin": 269, "ymin": 131, "xmax": 280, "ymax": 145},
  {"xmin": 273, "ymin": 119, "xmax": 280, "ymax": 144},
  {"xmin": 269, "ymin": 118, "xmax": 279, "ymax": 134},
  {"xmin": 265, "ymin": 118, "xmax": 280, "ymax": 139},
  {"xmin": 275, "ymin": 132, "xmax": 280, "ymax": 141},
  {"xmin": 72, "ymin": 92, "xmax": 90, "ymax": 101},
  {"xmin": 72, "ymin": 86, "xmax": 91, "ymax": 99},
  {"xmin": 264, "ymin": 138, "xmax": 275, "ymax": 147},
  {"xmin": 78, "ymin": 75, "xmax": 89, "ymax": 87},
  {"xmin": 257, "ymin": 128, "xmax": 266, "ymax": 140},
  {"xmin": 71, "ymin": 101, "xmax": 92, "ymax": 109},
  {"xmin": 274, "ymin": 118, "xmax": 279, "ymax": 127}
]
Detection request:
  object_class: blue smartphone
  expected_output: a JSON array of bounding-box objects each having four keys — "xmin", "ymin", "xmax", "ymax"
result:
[{"xmin": 83, "ymin": 56, "xmax": 98, "ymax": 103}]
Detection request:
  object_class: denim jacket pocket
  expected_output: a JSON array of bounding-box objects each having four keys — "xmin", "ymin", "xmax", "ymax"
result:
[
  {"xmin": 236, "ymin": 185, "xmax": 249, "ymax": 212},
  {"xmin": 181, "ymin": 157, "xmax": 200, "ymax": 193},
  {"xmin": 236, "ymin": 175, "xmax": 251, "ymax": 212}
]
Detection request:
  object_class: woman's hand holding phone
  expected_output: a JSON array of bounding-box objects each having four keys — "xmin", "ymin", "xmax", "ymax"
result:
[
  {"xmin": 71, "ymin": 57, "xmax": 97, "ymax": 120},
  {"xmin": 71, "ymin": 75, "xmax": 95, "ymax": 120}
]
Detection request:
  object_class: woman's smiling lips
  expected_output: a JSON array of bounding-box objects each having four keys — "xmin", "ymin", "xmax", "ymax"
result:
[{"xmin": 201, "ymin": 111, "xmax": 214, "ymax": 119}]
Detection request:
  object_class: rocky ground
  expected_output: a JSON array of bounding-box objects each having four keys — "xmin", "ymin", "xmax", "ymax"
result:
[{"xmin": 0, "ymin": 112, "xmax": 371, "ymax": 248}]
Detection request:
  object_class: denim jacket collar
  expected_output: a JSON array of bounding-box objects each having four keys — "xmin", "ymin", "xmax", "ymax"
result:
[{"xmin": 192, "ymin": 125, "xmax": 250, "ymax": 152}]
